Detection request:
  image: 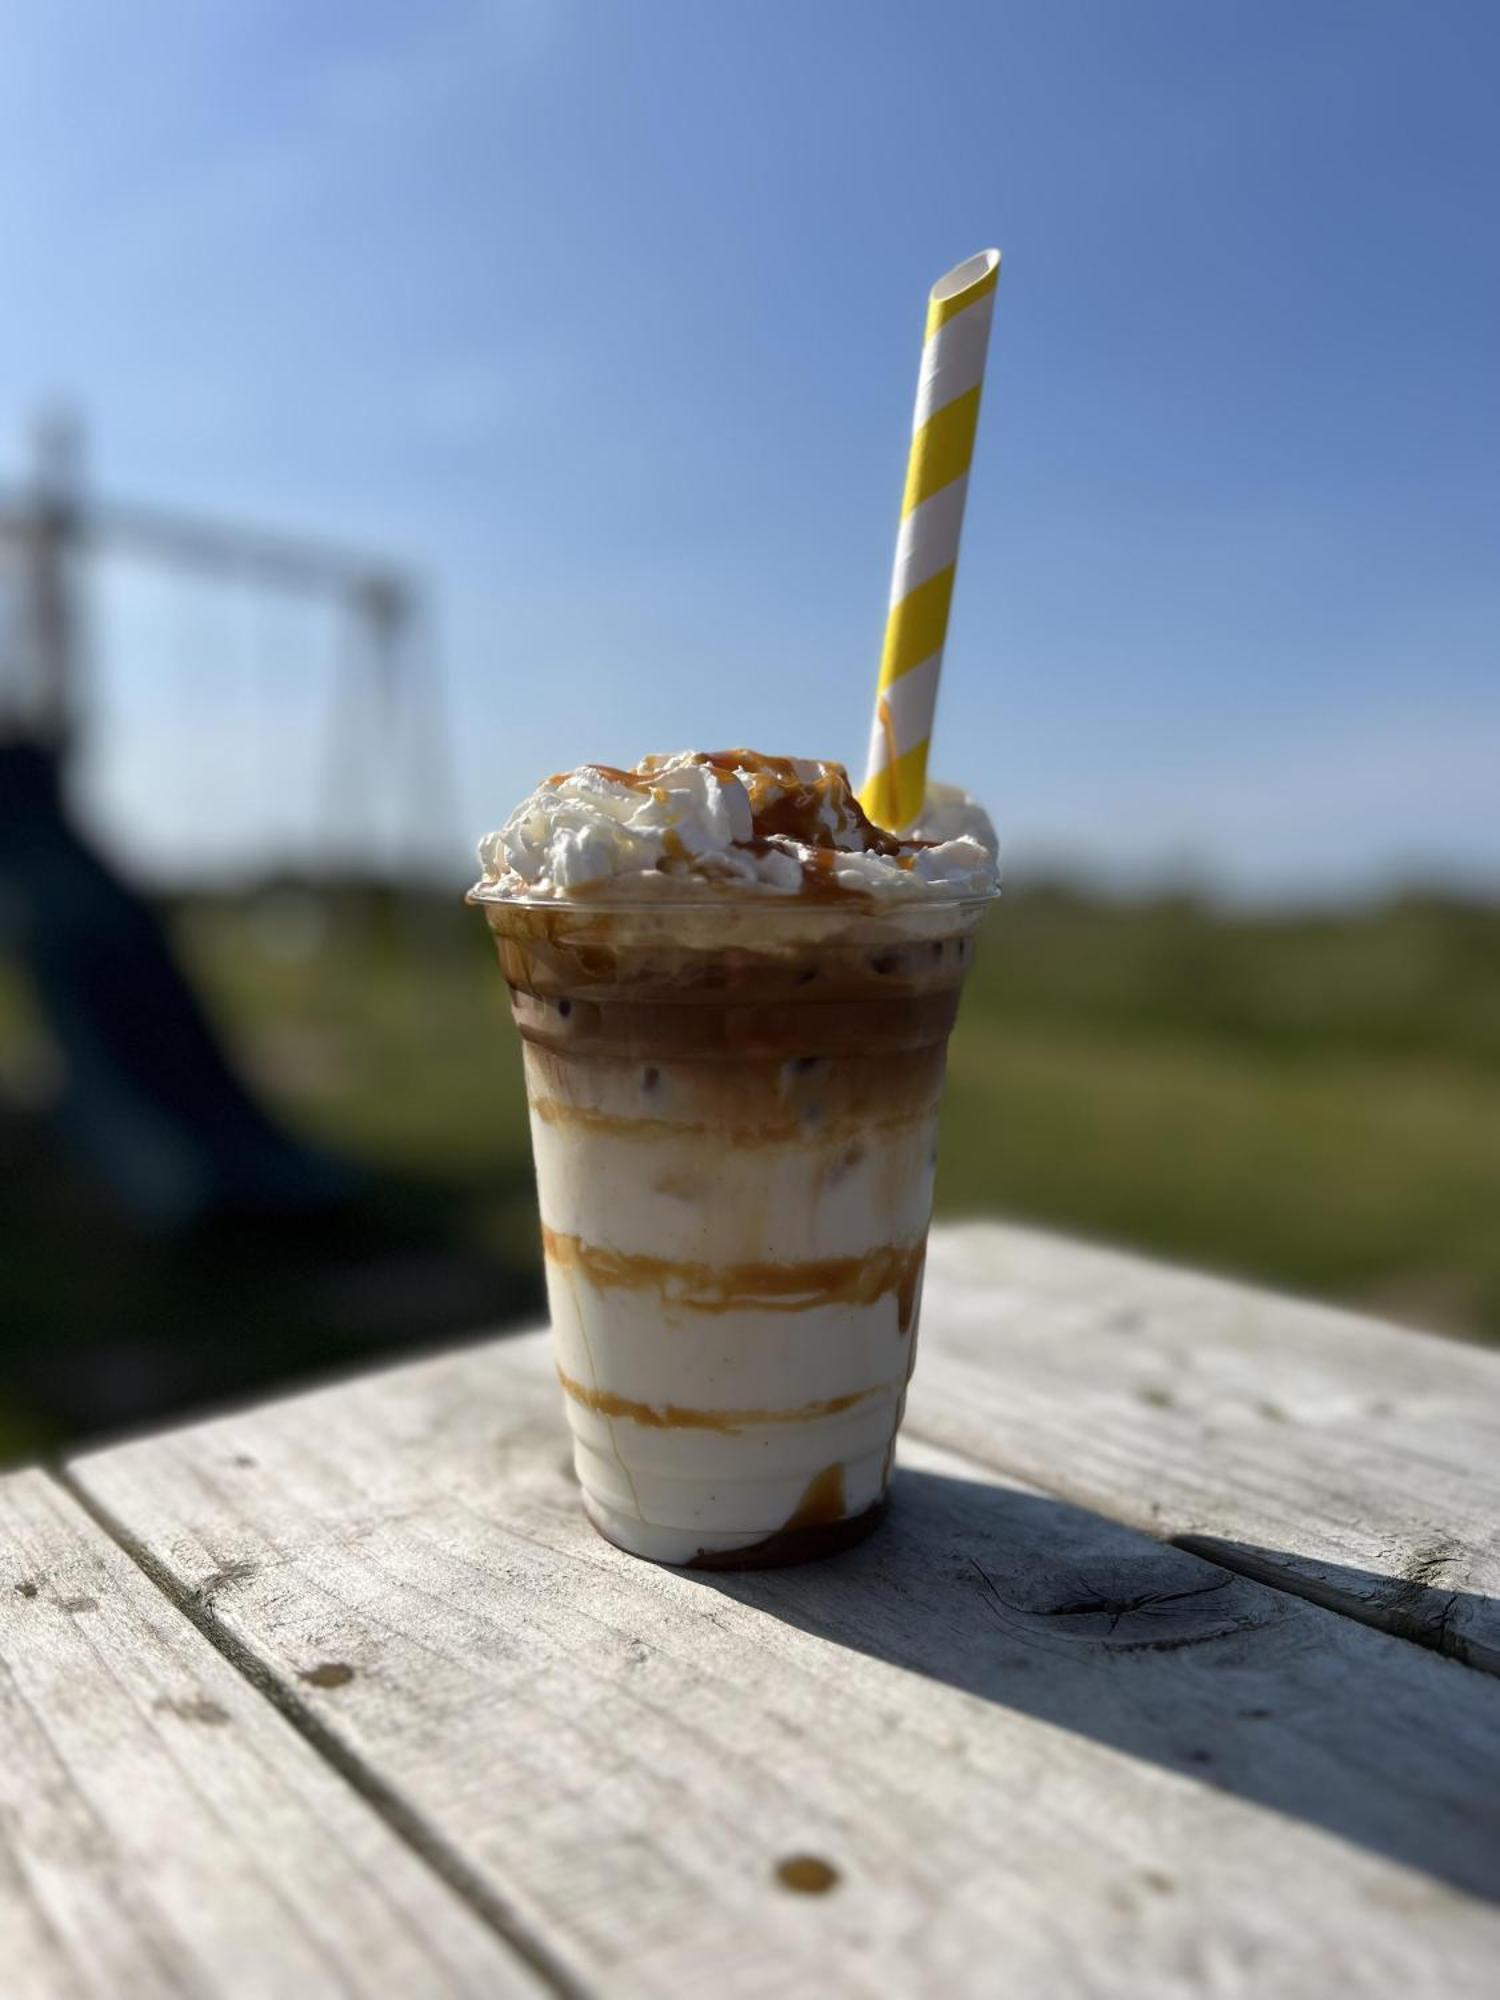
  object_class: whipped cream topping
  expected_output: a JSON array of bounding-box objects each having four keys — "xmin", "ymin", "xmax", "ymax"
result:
[{"xmin": 472, "ymin": 750, "xmax": 998, "ymax": 902}]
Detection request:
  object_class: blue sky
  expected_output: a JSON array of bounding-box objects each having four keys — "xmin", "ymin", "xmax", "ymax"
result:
[{"xmin": 1, "ymin": 0, "xmax": 1496, "ymax": 896}]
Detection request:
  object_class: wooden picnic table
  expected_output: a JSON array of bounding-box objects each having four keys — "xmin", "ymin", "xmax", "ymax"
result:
[{"xmin": 4, "ymin": 1222, "xmax": 1500, "ymax": 1998}]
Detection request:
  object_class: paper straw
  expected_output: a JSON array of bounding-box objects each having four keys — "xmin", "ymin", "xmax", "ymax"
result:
[{"xmin": 860, "ymin": 248, "xmax": 1001, "ymax": 831}]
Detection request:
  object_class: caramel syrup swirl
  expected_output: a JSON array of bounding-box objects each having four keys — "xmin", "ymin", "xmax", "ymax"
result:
[
  {"xmin": 542, "ymin": 1227, "xmax": 926, "ymax": 1331},
  {"xmin": 783, "ymin": 1462, "xmax": 847, "ymax": 1530},
  {"xmin": 553, "ymin": 749, "xmax": 939, "ymax": 895},
  {"xmin": 556, "ymin": 1369, "xmax": 893, "ymax": 1435},
  {"xmin": 528, "ymin": 1095, "xmax": 939, "ymax": 1146}
]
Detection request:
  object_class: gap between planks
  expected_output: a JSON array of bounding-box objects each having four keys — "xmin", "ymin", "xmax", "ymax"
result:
[{"xmin": 53, "ymin": 1463, "xmax": 590, "ymax": 2000}]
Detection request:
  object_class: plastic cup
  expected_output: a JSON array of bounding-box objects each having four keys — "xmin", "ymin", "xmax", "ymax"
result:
[{"xmin": 476, "ymin": 893, "xmax": 990, "ymax": 1566}]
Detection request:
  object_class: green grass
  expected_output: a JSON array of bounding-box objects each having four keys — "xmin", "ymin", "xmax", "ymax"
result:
[
  {"xmin": 940, "ymin": 1025, "xmax": 1500, "ymax": 1327},
  {"xmin": 932, "ymin": 889, "xmax": 1500, "ymax": 1333}
]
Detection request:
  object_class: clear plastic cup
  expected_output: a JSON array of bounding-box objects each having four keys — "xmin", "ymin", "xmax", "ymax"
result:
[{"xmin": 475, "ymin": 893, "xmax": 991, "ymax": 1567}]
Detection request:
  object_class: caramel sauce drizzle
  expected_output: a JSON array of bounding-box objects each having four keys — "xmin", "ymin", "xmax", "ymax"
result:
[
  {"xmin": 542, "ymin": 1227, "xmax": 926, "ymax": 1330},
  {"xmin": 783, "ymin": 1462, "xmax": 847, "ymax": 1530},
  {"xmin": 556, "ymin": 1368, "xmax": 887, "ymax": 1434},
  {"xmin": 569, "ymin": 763, "xmax": 636, "ymax": 786},
  {"xmin": 895, "ymin": 1246, "xmax": 925, "ymax": 1339},
  {"xmin": 555, "ymin": 749, "xmax": 940, "ymax": 896}
]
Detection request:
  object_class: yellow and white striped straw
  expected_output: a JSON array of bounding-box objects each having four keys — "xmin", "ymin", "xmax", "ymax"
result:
[{"xmin": 860, "ymin": 248, "xmax": 1001, "ymax": 831}]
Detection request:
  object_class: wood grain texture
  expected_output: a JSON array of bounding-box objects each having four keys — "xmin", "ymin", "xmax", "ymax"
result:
[
  {"xmin": 0, "ymin": 1468, "xmax": 543, "ymax": 2000},
  {"xmin": 908, "ymin": 1224, "xmax": 1500, "ymax": 1671},
  {"xmin": 70, "ymin": 1327, "xmax": 1500, "ymax": 1999}
]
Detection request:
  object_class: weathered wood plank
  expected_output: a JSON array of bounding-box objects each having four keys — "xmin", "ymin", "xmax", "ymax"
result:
[
  {"xmin": 70, "ymin": 1331, "xmax": 1500, "ymax": 1999},
  {"xmin": 0, "ymin": 1468, "xmax": 545, "ymax": 2000},
  {"xmin": 909, "ymin": 1224, "xmax": 1500, "ymax": 1671}
]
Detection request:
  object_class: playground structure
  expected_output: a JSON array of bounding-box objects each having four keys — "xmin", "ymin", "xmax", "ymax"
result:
[{"xmin": 0, "ymin": 416, "xmax": 453, "ymax": 1227}]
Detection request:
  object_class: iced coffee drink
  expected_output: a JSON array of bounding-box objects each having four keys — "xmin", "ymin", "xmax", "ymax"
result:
[{"xmin": 471, "ymin": 751, "xmax": 996, "ymax": 1567}]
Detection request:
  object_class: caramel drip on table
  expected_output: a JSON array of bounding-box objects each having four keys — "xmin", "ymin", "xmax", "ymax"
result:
[
  {"xmin": 556, "ymin": 1369, "xmax": 886, "ymax": 1434},
  {"xmin": 542, "ymin": 1227, "xmax": 927, "ymax": 1318},
  {"xmin": 775, "ymin": 1856, "xmax": 841, "ymax": 1896}
]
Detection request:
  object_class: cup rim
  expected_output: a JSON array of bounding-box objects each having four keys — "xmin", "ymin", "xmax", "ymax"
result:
[{"xmin": 466, "ymin": 885, "xmax": 1000, "ymax": 915}]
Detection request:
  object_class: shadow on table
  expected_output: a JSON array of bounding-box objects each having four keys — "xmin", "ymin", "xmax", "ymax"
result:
[{"xmin": 686, "ymin": 1466, "xmax": 1500, "ymax": 1907}]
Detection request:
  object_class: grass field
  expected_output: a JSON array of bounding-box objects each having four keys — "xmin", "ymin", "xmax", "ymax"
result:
[
  {"xmin": 174, "ymin": 883, "xmax": 1500, "ymax": 1341},
  {"xmin": 3, "ymin": 882, "xmax": 1497, "ymax": 1464}
]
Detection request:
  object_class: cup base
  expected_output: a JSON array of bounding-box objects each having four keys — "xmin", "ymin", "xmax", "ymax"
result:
[{"xmin": 582, "ymin": 1491, "xmax": 888, "ymax": 1571}]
